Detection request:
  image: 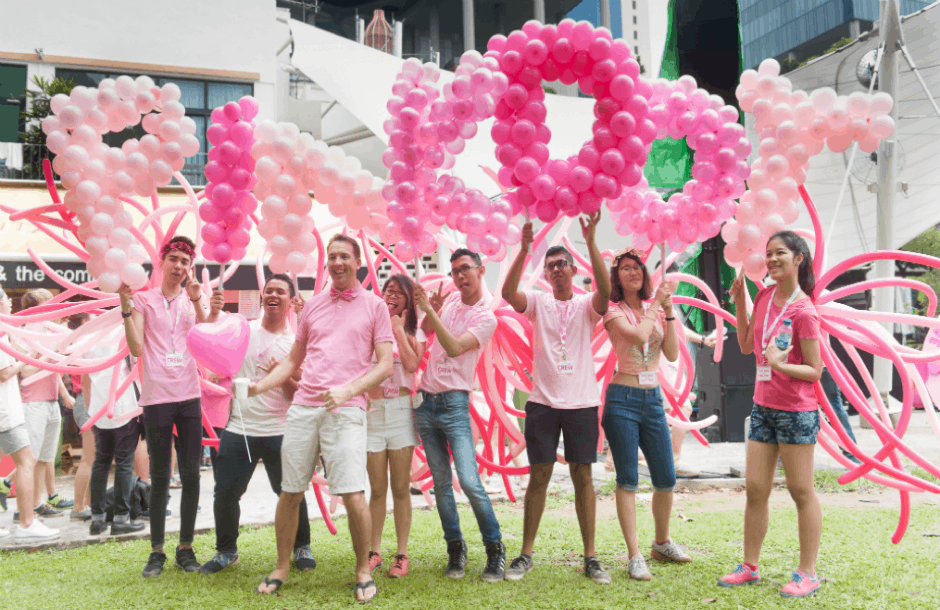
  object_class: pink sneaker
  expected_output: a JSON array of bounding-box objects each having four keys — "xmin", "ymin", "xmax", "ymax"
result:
[
  {"xmin": 368, "ymin": 551, "xmax": 383, "ymax": 573},
  {"xmin": 779, "ymin": 570, "xmax": 821, "ymax": 597},
  {"xmin": 387, "ymin": 554, "xmax": 409, "ymax": 578},
  {"xmin": 717, "ymin": 564, "xmax": 761, "ymax": 587}
]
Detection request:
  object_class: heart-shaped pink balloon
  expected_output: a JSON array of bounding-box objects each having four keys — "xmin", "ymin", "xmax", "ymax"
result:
[{"xmin": 185, "ymin": 313, "xmax": 250, "ymax": 377}]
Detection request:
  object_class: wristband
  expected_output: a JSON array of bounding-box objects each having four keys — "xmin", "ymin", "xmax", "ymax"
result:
[
  {"xmin": 665, "ymin": 317, "xmax": 675, "ymax": 321},
  {"xmin": 121, "ymin": 310, "xmax": 132, "ymax": 319},
  {"xmin": 191, "ymin": 296, "xmax": 201, "ymax": 302}
]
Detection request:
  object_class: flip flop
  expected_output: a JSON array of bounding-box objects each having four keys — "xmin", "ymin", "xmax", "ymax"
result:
[
  {"xmin": 256, "ymin": 577, "xmax": 284, "ymax": 595},
  {"xmin": 355, "ymin": 579, "xmax": 378, "ymax": 603}
]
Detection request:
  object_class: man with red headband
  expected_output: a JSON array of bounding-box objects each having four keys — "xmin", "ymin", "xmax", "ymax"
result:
[{"xmin": 119, "ymin": 235, "xmax": 214, "ymax": 578}]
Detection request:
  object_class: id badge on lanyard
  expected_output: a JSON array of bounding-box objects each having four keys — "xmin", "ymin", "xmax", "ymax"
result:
[
  {"xmin": 758, "ymin": 287, "xmax": 800, "ymax": 380},
  {"xmin": 625, "ymin": 303, "xmax": 655, "ymax": 385},
  {"xmin": 164, "ymin": 294, "xmax": 185, "ymax": 368}
]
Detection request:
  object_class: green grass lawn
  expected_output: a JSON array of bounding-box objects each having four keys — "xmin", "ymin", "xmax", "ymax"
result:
[{"xmin": 2, "ymin": 498, "xmax": 938, "ymax": 609}]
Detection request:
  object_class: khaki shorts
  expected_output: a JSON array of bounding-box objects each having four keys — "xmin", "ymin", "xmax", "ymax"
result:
[
  {"xmin": 281, "ymin": 405, "xmax": 367, "ymax": 495},
  {"xmin": 23, "ymin": 400, "xmax": 61, "ymax": 463},
  {"xmin": 0, "ymin": 423, "xmax": 31, "ymax": 456},
  {"xmin": 367, "ymin": 395, "xmax": 418, "ymax": 452}
]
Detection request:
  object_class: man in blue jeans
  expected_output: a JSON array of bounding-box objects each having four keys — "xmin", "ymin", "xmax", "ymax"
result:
[{"xmin": 414, "ymin": 249, "xmax": 505, "ymax": 582}]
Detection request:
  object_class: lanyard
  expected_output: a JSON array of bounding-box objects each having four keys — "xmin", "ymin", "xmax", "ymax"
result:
[
  {"xmin": 552, "ymin": 296, "xmax": 574, "ymax": 360},
  {"xmin": 161, "ymin": 290, "xmax": 184, "ymax": 353},
  {"xmin": 622, "ymin": 302, "xmax": 651, "ymax": 364},
  {"xmin": 760, "ymin": 286, "xmax": 801, "ymax": 364}
]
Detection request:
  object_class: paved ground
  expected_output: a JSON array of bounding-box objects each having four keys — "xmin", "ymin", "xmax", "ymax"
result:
[{"xmin": 2, "ymin": 411, "xmax": 937, "ymax": 552}]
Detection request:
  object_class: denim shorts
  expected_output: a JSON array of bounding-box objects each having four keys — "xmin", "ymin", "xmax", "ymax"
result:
[
  {"xmin": 602, "ymin": 384, "xmax": 675, "ymax": 492},
  {"xmin": 748, "ymin": 403, "xmax": 820, "ymax": 445}
]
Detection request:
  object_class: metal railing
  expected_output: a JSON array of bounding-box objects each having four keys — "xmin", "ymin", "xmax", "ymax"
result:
[{"xmin": 1, "ymin": 143, "xmax": 208, "ymax": 188}]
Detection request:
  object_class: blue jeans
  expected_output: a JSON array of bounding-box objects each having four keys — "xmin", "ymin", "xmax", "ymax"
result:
[
  {"xmin": 602, "ymin": 384, "xmax": 676, "ymax": 492},
  {"xmin": 820, "ymin": 367, "xmax": 857, "ymax": 446},
  {"xmin": 414, "ymin": 391, "xmax": 502, "ymax": 544}
]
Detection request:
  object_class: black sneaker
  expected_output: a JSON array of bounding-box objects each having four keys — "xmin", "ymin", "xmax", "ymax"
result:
[
  {"xmin": 111, "ymin": 520, "xmax": 146, "ymax": 535},
  {"xmin": 35, "ymin": 505, "xmax": 64, "ymax": 518},
  {"xmin": 482, "ymin": 541, "xmax": 506, "ymax": 582},
  {"xmin": 142, "ymin": 551, "xmax": 167, "ymax": 577},
  {"xmin": 89, "ymin": 520, "xmax": 109, "ymax": 536},
  {"xmin": 292, "ymin": 545, "xmax": 317, "ymax": 571},
  {"xmin": 584, "ymin": 557, "xmax": 611, "ymax": 585},
  {"xmin": 504, "ymin": 553, "xmax": 533, "ymax": 581},
  {"xmin": 199, "ymin": 552, "xmax": 238, "ymax": 574},
  {"xmin": 175, "ymin": 545, "xmax": 201, "ymax": 572},
  {"xmin": 444, "ymin": 539, "xmax": 468, "ymax": 579}
]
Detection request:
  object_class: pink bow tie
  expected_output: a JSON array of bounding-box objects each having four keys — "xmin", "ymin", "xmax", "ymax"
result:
[{"xmin": 330, "ymin": 287, "xmax": 356, "ymax": 302}]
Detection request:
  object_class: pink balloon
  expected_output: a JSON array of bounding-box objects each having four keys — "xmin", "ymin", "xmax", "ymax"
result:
[{"xmin": 185, "ymin": 314, "xmax": 250, "ymax": 377}]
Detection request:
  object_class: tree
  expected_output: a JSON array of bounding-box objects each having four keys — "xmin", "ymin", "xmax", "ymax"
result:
[
  {"xmin": 901, "ymin": 227, "xmax": 940, "ymax": 327},
  {"xmin": 17, "ymin": 75, "xmax": 75, "ymax": 178}
]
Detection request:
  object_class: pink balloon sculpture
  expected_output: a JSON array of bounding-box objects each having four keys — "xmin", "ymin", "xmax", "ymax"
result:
[
  {"xmin": 200, "ymin": 96, "xmax": 260, "ymax": 265},
  {"xmin": 43, "ymin": 75, "xmax": 200, "ymax": 292},
  {"xmin": 726, "ymin": 58, "xmax": 896, "ymax": 281},
  {"xmin": 486, "ymin": 19, "xmax": 654, "ymax": 222}
]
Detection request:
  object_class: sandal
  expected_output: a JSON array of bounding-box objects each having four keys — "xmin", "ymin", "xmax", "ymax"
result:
[
  {"xmin": 256, "ymin": 577, "xmax": 284, "ymax": 595},
  {"xmin": 355, "ymin": 579, "xmax": 378, "ymax": 603}
]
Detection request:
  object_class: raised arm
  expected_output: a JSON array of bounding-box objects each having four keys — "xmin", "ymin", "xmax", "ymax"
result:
[
  {"xmin": 501, "ymin": 222, "xmax": 532, "ymax": 313},
  {"xmin": 249, "ymin": 340, "xmax": 305, "ymax": 397},
  {"xmin": 118, "ymin": 283, "xmax": 145, "ymax": 358},
  {"xmin": 186, "ymin": 269, "xmax": 207, "ymax": 324},
  {"xmin": 206, "ymin": 289, "xmax": 225, "ymax": 324},
  {"xmin": 0, "ymin": 360, "xmax": 25, "ymax": 384},
  {"xmin": 321, "ymin": 341, "xmax": 394, "ymax": 411},
  {"xmin": 416, "ymin": 286, "xmax": 480, "ymax": 358},
  {"xmin": 660, "ymin": 287, "xmax": 680, "ymax": 363},
  {"xmin": 729, "ymin": 268, "xmax": 754, "ymax": 355},
  {"xmin": 581, "ymin": 212, "xmax": 610, "ymax": 315}
]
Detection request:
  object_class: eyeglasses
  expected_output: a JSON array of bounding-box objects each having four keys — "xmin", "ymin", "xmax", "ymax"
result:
[
  {"xmin": 384, "ymin": 289, "xmax": 405, "ymax": 299},
  {"xmin": 448, "ymin": 264, "xmax": 480, "ymax": 278},
  {"xmin": 544, "ymin": 260, "xmax": 571, "ymax": 272},
  {"xmin": 619, "ymin": 264, "xmax": 643, "ymax": 273}
]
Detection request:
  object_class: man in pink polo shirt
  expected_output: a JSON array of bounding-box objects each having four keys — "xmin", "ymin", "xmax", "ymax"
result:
[
  {"xmin": 119, "ymin": 235, "xmax": 207, "ymax": 578},
  {"xmin": 250, "ymin": 234, "xmax": 393, "ymax": 603},
  {"xmin": 414, "ymin": 248, "xmax": 505, "ymax": 583},
  {"xmin": 500, "ymin": 212, "xmax": 612, "ymax": 584}
]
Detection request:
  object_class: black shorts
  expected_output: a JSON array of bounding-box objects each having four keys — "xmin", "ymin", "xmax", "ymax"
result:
[{"xmin": 523, "ymin": 401, "xmax": 599, "ymax": 465}]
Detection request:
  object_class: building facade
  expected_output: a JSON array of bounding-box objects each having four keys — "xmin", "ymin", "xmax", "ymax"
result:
[{"xmin": 740, "ymin": 0, "xmax": 932, "ymax": 69}]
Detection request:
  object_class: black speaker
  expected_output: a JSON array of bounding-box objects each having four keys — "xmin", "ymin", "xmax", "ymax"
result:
[{"xmin": 693, "ymin": 330, "xmax": 757, "ymax": 443}]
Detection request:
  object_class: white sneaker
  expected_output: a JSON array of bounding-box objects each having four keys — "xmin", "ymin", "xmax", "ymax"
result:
[
  {"xmin": 0, "ymin": 526, "xmax": 10, "ymax": 540},
  {"xmin": 13, "ymin": 519, "xmax": 61, "ymax": 543}
]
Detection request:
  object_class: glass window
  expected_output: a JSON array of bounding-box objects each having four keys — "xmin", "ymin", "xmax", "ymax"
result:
[
  {"xmin": 208, "ymin": 83, "xmax": 252, "ymax": 110},
  {"xmin": 161, "ymin": 78, "xmax": 206, "ymax": 109}
]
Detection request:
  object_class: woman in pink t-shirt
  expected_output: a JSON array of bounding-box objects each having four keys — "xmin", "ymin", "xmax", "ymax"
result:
[
  {"xmin": 719, "ymin": 231, "xmax": 824, "ymax": 598},
  {"xmin": 365, "ymin": 274, "xmax": 426, "ymax": 579},
  {"xmin": 601, "ymin": 249, "xmax": 690, "ymax": 581}
]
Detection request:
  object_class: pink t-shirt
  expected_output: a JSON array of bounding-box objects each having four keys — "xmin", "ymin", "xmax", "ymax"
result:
[
  {"xmin": 374, "ymin": 329, "xmax": 427, "ymax": 397},
  {"xmin": 132, "ymin": 288, "xmax": 201, "ymax": 407},
  {"xmin": 419, "ymin": 293, "xmax": 497, "ymax": 395},
  {"xmin": 523, "ymin": 290, "xmax": 601, "ymax": 409},
  {"xmin": 752, "ymin": 287, "xmax": 821, "ymax": 412},
  {"xmin": 603, "ymin": 302, "xmax": 667, "ymax": 375},
  {"xmin": 293, "ymin": 285, "xmax": 394, "ymax": 410}
]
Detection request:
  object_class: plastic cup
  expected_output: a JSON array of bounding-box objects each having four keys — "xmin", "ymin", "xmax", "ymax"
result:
[{"xmin": 233, "ymin": 377, "xmax": 250, "ymax": 400}]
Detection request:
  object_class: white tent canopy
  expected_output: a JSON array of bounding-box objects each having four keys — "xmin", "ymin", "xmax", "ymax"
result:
[{"xmin": 782, "ymin": 2, "xmax": 940, "ymax": 268}]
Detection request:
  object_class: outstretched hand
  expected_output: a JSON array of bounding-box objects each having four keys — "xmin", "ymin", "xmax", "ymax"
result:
[{"xmin": 579, "ymin": 211, "xmax": 601, "ymax": 244}]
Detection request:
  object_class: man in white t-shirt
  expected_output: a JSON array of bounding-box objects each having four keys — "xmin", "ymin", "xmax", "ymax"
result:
[
  {"xmin": 0, "ymin": 288, "xmax": 60, "ymax": 543},
  {"xmin": 199, "ymin": 275, "xmax": 315, "ymax": 575},
  {"xmin": 82, "ymin": 338, "xmax": 145, "ymax": 537},
  {"xmin": 500, "ymin": 212, "xmax": 612, "ymax": 584}
]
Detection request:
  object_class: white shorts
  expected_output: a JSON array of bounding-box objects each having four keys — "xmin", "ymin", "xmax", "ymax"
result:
[
  {"xmin": 367, "ymin": 395, "xmax": 418, "ymax": 452},
  {"xmin": 280, "ymin": 405, "xmax": 367, "ymax": 495},
  {"xmin": 23, "ymin": 400, "xmax": 61, "ymax": 463},
  {"xmin": 0, "ymin": 424, "xmax": 31, "ymax": 456}
]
